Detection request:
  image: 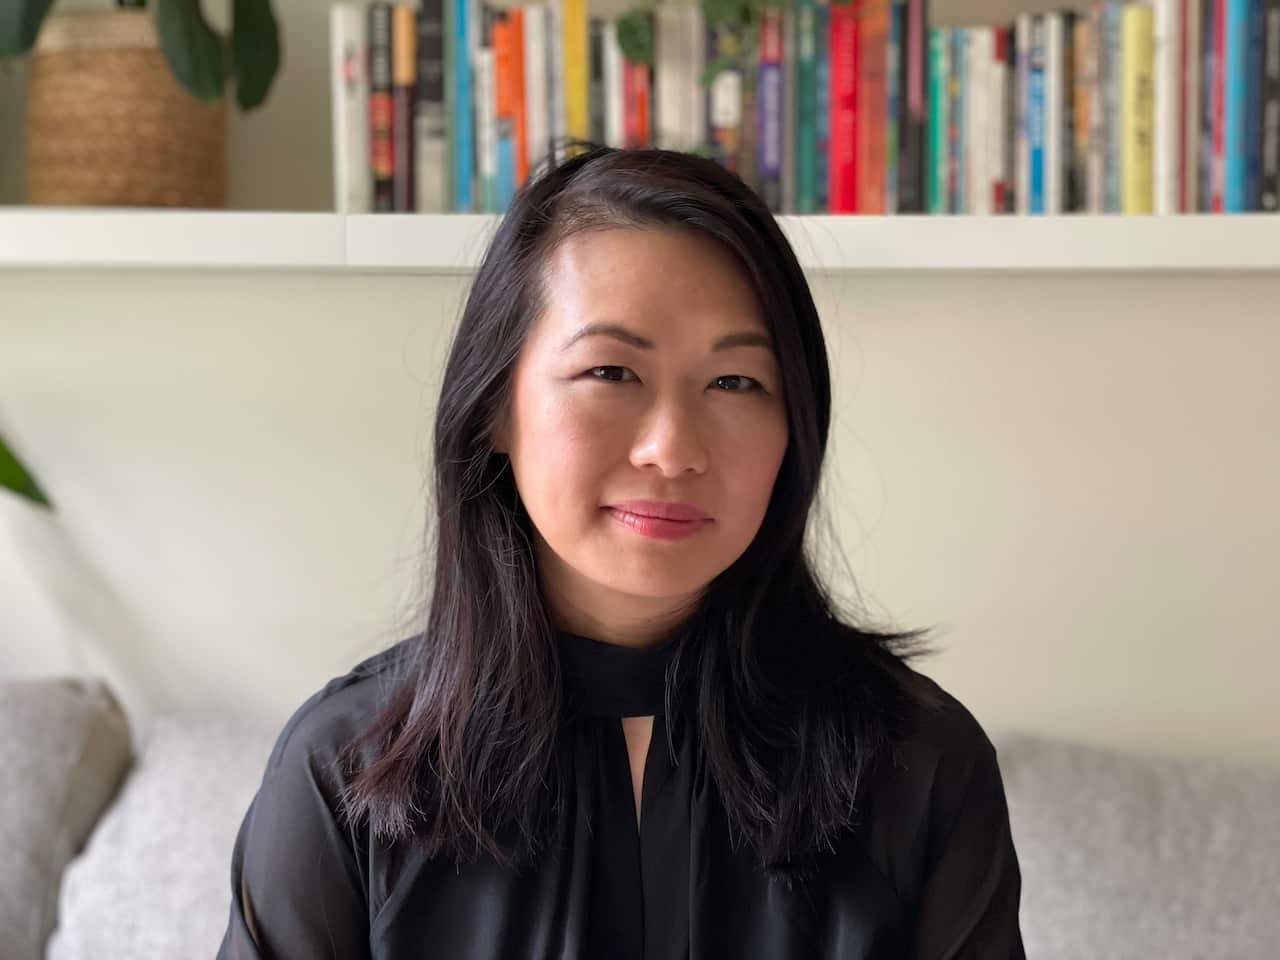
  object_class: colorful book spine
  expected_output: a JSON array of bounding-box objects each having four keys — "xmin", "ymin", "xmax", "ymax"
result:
[
  {"xmin": 949, "ymin": 27, "xmax": 966, "ymax": 212},
  {"xmin": 886, "ymin": 0, "xmax": 903, "ymax": 212},
  {"xmin": 759, "ymin": 7, "xmax": 785, "ymax": 212},
  {"xmin": 796, "ymin": 0, "xmax": 819, "ymax": 213},
  {"xmin": 1263, "ymin": 0, "xmax": 1280, "ymax": 209},
  {"xmin": 1044, "ymin": 12, "xmax": 1063, "ymax": 214},
  {"xmin": 449, "ymin": 0, "xmax": 472, "ymax": 210},
  {"xmin": 414, "ymin": 0, "xmax": 448, "ymax": 212},
  {"xmin": 392, "ymin": 4, "xmax": 417, "ymax": 212},
  {"xmin": 900, "ymin": 0, "xmax": 927, "ymax": 212},
  {"xmin": 476, "ymin": 6, "xmax": 496, "ymax": 212},
  {"xmin": 562, "ymin": 0, "xmax": 588, "ymax": 150},
  {"xmin": 1244, "ymin": 0, "xmax": 1266, "ymax": 207},
  {"xmin": 1152, "ymin": 0, "xmax": 1180, "ymax": 212},
  {"xmin": 829, "ymin": 3, "xmax": 859, "ymax": 212},
  {"xmin": 1028, "ymin": 16, "xmax": 1045, "ymax": 213},
  {"xmin": 1121, "ymin": 1, "xmax": 1155, "ymax": 212},
  {"xmin": 330, "ymin": 3, "xmax": 370, "ymax": 213},
  {"xmin": 1181, "ymin": 0, "xmax": 1203, "ymax": 211},
  {"xmin": 1016, "ymin": 15, "xmax": 1030, "ymax": 212},
  {"xmin": 858, "ymin": 0, "xmax": 890, "ymax": 212},
  {"xmin": 815, "ymin": 2, "xmax": 830, "ymax": 212},
  {"xmin": 927, "ymin": 26, "xmax": 949, "ymax": 213},
  {"xmin": 1101, "ymin": 0, "xmax": 1123, "ymax": 211},
  {"xmin": 369, "ymin": 2, "xmax": 395, "ymax": 212}
]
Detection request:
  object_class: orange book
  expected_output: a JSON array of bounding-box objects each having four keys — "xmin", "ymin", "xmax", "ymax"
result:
[
  {"xmin": 508, "ymin": 8, "xmax": 528, "ymax": 186},
  {"xmin": 856, "ymin": 0, "xmax": 889, "ymax": 213}
]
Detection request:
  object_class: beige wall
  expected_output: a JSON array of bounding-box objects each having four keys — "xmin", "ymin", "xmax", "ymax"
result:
[{"xmin": 2, "ymin": 266, "xmax": 1277, "ymax": 768}]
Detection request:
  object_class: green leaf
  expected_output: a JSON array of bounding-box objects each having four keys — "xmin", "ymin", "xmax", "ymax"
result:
[
  {"xmin": 615, "ymin": 8, "xmax": 653, "ymax": 68},
  {"xmin": 0, "ymin": 435, "xmax": 53, "ymax": 509},
  {"xmin": 155, "ymin": 0, "xmax": 226, "ymax": 103},
  {"xmin": 230, "ymin": 0, "xmax": 280, "ymax": 110},
  {"xmin": 0, "ymin": 0, "xmax": 56, "ymax": 58}
]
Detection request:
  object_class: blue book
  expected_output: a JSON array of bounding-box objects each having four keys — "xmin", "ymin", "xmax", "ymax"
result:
[
  {"xmin": 451, "ymin": 0, "xmax": 473, "ymax": 212},
  {"xmin": 1224, "ymin": 0, "xmax": 1250, "ymax": 210},
  {"xmin": 951, "ymin": 28, "xmax": 967, "ymax": 213},
  {"xmin": 1029, "ymin": 17, "xmax": 1046, "ymax": 214}
]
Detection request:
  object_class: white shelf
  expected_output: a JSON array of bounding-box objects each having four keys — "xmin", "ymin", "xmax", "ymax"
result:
[{"xmin": 2, "ymin": 208, "xmax": 1279, "ymax": 273}]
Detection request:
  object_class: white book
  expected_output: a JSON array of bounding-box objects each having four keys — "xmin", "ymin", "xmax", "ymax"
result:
[
  {"xmin": 330, "ymin": 3, "xmax": 370, "ymax": 213},
  {"xmin": 603, "ymin": 20, "xmax": 625, "ymax": 148},
  {"xmin": 1152, "ymin": 0, "xmax": 1180, "ymax": 213},
  {"xmin": 685, "ymin": 6, "xmax": 706, "ymax": 151},
  {"xmin": 523, "ymin": 4, "xmax": 550, "ymax": 173},
  {"xmin": 967, "ymin": 29, "xmax": 991, "ymax": 214},
  {"xmin": 1182, "ymin": 0, "xmax": 1202, "ymax": 211},
  {"xmin": 547, "ymin": 0, "xmax": 566, "ymax": 159},
  {"xmin": 1016, "ymin": 14, "xmax": 1031, "ymax": 213},
  {"xmin": 476, "ymin": 45, "xmax": 497, "ymax": 210},
  {"xmin": 1045, "ymin": 11, "xmax": 1063, "ymax": 214},
  {"xmin": 655, "ymin": 6, "xmax": 684, "ymax": 149},
  {"xmin": 990, "ymin": 28, "xmax": 1007, "ymax": 214}
]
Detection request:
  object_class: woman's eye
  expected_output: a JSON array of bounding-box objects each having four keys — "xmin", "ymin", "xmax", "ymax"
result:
[
  {"xmin": 712, "ymin": 375, "xmax": 764, "ymax": 393},
  {"xmin": 588, "ymin": 365, "xmax": 636, "ymax": 383}
]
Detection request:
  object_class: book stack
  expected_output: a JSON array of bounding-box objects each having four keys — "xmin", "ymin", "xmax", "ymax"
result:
[{"xmin": 330, "ymin": 0, "xmax": 1280, "ymax": 215}]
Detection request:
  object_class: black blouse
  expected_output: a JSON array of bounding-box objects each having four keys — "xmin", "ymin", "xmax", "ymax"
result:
[{"xmin": 218, "ymin": 632, "xmax": 1025, "ymax": 958}]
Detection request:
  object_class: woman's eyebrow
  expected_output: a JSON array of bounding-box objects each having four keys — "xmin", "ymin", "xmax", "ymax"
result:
[{"xmin": 560, "ymin": 323, "xmax": 774, "ymax": 353}]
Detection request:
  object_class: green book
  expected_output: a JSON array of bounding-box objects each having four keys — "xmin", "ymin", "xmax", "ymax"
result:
[{"xmin": 927, "ymin": 27, "xmax": 950, "ymax": 214}]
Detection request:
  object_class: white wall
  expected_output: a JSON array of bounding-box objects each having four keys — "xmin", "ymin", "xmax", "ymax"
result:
[{"xmin": 2, "ymin": 266, "xmax": 1277, "ymax": 768}]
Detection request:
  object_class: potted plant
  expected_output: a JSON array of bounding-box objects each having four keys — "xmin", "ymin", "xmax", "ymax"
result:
[
  {"xmin": 0, "ymin": 435, "xmax": 51, "ymax": 509},
  {"xmin": 0, "ymin": 0, "xmax": 282, "ymax": 207}
]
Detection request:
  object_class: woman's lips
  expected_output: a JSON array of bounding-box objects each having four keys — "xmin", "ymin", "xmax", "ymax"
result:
[{"xmin": 604, "ymin": 502, "xmax": 714, "ymax": 541}]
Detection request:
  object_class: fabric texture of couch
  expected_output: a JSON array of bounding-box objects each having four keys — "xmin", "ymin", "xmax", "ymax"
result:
[{"xmin": 4, "ymin": 675, "xmax": 1279, "ymax": 958}]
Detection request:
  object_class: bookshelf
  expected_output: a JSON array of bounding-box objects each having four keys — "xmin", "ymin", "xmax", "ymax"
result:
[{"xmin": 2, "ymin": 209, "xmax": 1279, "ymax": 273}]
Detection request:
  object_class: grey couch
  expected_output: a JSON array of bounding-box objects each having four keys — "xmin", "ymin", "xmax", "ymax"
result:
[{"xmin": 3, "ymin": 676, "xmax": 1278, "ymax": 959}]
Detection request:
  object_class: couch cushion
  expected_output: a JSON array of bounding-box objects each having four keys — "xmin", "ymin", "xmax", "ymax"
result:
[
  {"xmin": 48, "ymin": 714, "xmax": 276, "ymax": 960},
  {"xmin": 0, "ymin": 677, "xmax": 132, "ymax": 960},
  {"xmin": 993, "ymin": 730, "xmax": 1280, "ymax": 959}
]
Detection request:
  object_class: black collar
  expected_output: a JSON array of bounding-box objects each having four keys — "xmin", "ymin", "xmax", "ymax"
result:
[{"xmin": 557, "ymin": 631, "xmax": 679, "ymax": 718}]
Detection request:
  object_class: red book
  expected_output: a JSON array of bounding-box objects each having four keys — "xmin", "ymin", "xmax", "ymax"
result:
[
  {"xmin": 828, "ymin": 2, "xmax": 859, "ymax": 212},
  {"xmin": 857, "ymin": 0, "xmax": 889, "ymax": 213},
  {"xmin": 625, "ymin": 62, "xmax": 652, "ymax": 148}
]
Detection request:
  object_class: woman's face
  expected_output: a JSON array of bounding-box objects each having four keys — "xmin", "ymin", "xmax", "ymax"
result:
[{"xmin": 497, "ymin": 226, "xmax": 789, "ymax": 639}]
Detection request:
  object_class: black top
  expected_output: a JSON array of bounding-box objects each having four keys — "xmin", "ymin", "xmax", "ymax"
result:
[{"xmin": 218, "ymin": 632, "xmax": 1026, "ymax": 959}]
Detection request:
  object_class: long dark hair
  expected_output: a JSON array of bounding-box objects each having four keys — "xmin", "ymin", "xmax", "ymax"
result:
[{"xmin": 339, "ymin": 144, "xmax": 946, "ymax": 878}]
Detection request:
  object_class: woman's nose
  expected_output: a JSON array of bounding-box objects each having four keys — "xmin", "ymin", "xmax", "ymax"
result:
[{"xmin": 628, "ymin": 398, "xmax": 709, "ymax": 478}]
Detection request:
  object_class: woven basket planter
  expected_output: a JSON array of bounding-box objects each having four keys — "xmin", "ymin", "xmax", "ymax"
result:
[{"xmin": 25, "ymin": 10, "xmax": 227, "ymax": 208}]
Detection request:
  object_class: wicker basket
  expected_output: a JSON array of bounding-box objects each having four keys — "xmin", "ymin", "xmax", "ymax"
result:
[{"xmin": 26, "ymin": 10, "xmax": 227, "ymax": 208}]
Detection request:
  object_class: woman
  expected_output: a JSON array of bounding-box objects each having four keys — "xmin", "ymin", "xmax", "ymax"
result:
[{"xmin": 218, "ymin": 146, "xmax": 1025, "ymax": 959}]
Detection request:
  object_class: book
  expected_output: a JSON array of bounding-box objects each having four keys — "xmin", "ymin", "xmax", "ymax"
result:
[
  {"xmin": 1121, "ymin": 0, "xmax": 1155, "ymax": 212},
  {"xmin": 330, "ymin": 3, "xmax": 370, "ymax": 213},
  {"xmin": 414, "ymin": 0, "xmax": 448, "ymax": 212},
  {"xmin": 369, "ymin": 2, "xmax": 395, "ymax": 212},
  {"xmin": 392, "ymin": 4, "xmax": 417, "ymax": 212}
]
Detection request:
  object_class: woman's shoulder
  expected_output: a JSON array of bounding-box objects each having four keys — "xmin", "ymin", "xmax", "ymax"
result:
[{"xmin": 261, "ymin": 635, "xmax": 415, "ymax": 783}]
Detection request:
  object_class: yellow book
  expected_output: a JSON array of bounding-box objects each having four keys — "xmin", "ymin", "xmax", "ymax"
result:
[
  {"xmin": 562, "ymin": 0, "xmax": 588, "ymax": 154},
  {"xmin": 1121, "ymin": 3, "xmax": 1154, "ymax": 214}
]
